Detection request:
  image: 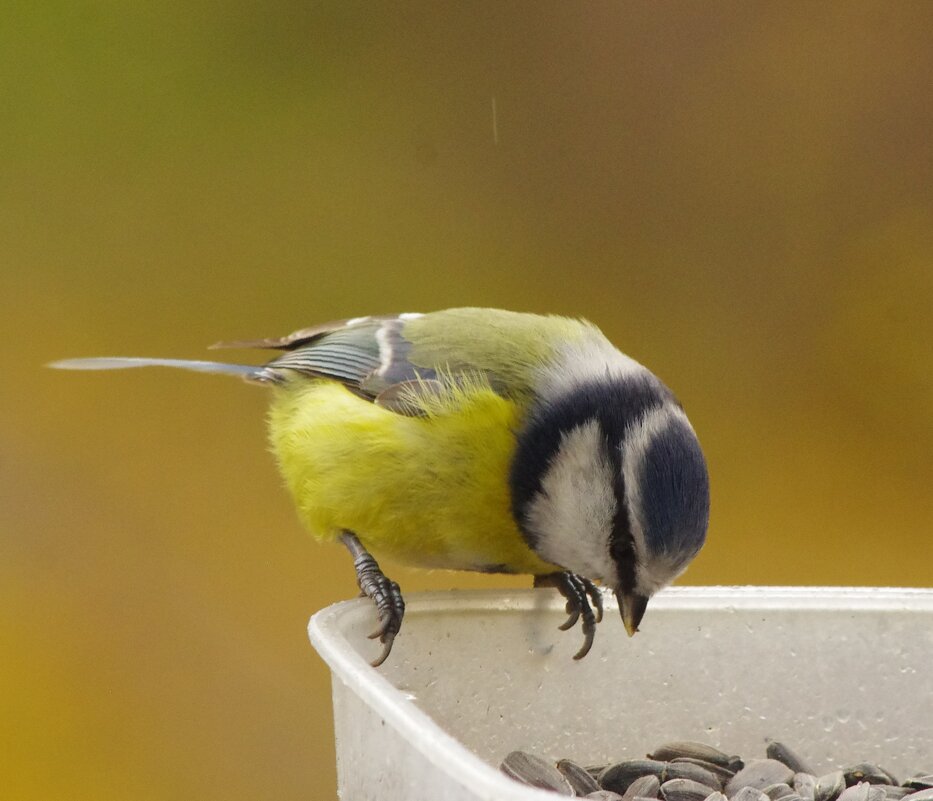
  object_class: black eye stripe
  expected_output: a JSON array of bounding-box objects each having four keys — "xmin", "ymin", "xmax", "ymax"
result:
[{"xmin": 606, "ymin": 432, "xmax": 638, "ymax": 597}]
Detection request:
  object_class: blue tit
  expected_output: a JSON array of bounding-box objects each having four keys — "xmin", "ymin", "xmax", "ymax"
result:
[{"xmin": 52, "ymin": 307, "xmax": 710, "ymax": 665}]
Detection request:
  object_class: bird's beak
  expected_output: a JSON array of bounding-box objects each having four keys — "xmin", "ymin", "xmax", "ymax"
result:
[{"xmin": 617, "ymin": 591, "xmax": 649, "ymax": 637}]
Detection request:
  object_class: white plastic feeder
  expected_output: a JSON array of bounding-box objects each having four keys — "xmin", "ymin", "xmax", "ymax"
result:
[{"xmin": 308, "ymin": 587, "xmax": 933, "ymax": 801}]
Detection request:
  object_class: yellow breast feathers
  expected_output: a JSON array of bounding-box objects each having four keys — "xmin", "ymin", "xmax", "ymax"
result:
[{"xmin": 267, "ymin": 377, "xmax": 559, "ymax": 575}]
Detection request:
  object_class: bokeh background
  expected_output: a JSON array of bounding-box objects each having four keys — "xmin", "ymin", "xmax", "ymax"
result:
[{"xmin": 3, "ymin": 3, "xmax": 932, "ymax": 799}]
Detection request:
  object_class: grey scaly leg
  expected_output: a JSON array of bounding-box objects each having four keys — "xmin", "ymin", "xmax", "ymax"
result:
[{"xmin": 340, "ymin": 531, "xmax": 405, "ymax": 667}]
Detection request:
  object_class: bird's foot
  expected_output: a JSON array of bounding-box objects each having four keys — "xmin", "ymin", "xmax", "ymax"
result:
[
  {"xmin": 533, "ymin": 571, "xmax": 603, "ymax": 660},
  {"xmin": 340, "ymin": 531, "xmax": 405, "ymax": 667}
]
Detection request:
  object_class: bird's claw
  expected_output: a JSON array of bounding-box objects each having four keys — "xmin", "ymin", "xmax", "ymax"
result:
[
  {"xmin": 356, "ymin": 558, "xmax": 404, "ymax": 666},
  {"xmin": 342, "ymin": 532, "xmax": 405, "ymax": 667},
  {"xmin": 534, "ymin": 571, "xmax": 603, "ymax": 660}
]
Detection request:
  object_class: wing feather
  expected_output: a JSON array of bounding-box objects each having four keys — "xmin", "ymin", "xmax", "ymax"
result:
[
  {"xmin": 210, "ymin": 315, "xmax": 391, "ymax": 351},
  {"xmin": 254, "ymin": 317, "xmax": 403, "ymax": 394},
  {"xmin": 211, "ymin": 308, "xmax": 599, "ymax": 417}
]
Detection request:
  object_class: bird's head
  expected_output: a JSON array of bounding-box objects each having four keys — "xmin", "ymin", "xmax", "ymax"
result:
[{"xmin": 510, "ymin": 374, "xmax": 710, "ymax": 636}]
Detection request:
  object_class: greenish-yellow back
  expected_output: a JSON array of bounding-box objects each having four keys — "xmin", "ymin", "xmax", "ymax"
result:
[{"xmin": 404, "ymin": 308, "xmax": 598, "ymax": 398}]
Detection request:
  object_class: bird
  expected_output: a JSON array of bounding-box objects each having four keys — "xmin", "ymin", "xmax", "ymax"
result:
[{"xmin": 51, "ymin": 307, "xmax": 710, "ymax": 666}]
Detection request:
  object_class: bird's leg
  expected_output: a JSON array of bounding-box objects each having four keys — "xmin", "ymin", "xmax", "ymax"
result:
[
  {"xmin": 533, "ymin": 571, "xmax": 604, "ymax": 660},
  {"xmin": 339, "ymin": 531, "xmax": 405, "ymax": 667}
]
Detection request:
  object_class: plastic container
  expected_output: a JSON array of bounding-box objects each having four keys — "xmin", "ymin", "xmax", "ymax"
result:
[{"xmin": 307, "ymin": 587, "xmax": 933, "ymax": 801}]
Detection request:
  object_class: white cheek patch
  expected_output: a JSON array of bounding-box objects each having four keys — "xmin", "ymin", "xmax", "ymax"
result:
[
  {"xmin": 621, "ymin": 404, "xmax": 694, "ymax": 595},
  {"xmin": 525, "ymin": 418, "xmax": 619, "ymax": 583}
]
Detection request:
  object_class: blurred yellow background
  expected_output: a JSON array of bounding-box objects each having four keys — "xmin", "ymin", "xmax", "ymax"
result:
[{"xmin": 3, "ymin": 3, "xmax": 931, "ymax": 799}]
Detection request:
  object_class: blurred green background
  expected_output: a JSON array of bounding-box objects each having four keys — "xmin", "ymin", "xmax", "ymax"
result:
[{"xmin": 3, "ymin": 2, "xmax": 932, "ymax": 799}]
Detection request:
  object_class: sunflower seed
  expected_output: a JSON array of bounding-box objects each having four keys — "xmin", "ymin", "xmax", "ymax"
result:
[
  {"xmin": 840, "ymin": 785, "xmax": 872, "ymax": 801},
  {"xmin": 558, "ymin": 759, "xmax": 602, "ymax": 796},
  {"xmin": 767, "ymin": 742, "xmax": 816, "ymax": 776},
  {"xmin": 840, "ymin": 784, "xmax": 888, "ymax": 801},
  {"xmin": 600, "ymin": 761, "xmax": 668, "ymax": 793},
  {"xmin": 502, "ymin": 744, "xmax": 929, "ymax": 800},
  {"xmin": 665, "ymin": 763, "xmax": 723, "ymax": 791},
  {"xmin": 902, "ymin": 791, "xmax": 933, "ymax": 801},
  {"xmin": 649, "ymin": 743, "xmax": 734, "ymax": 769},
  {"xmin": 732, "ymin": 787, "xmax": 771, "ymax": 801},
  {"xmin": 795, "ymin": 773, "xmax": 818, "ymax": 800},
  {"xmin": 500, "ymin": 750, "xmax": 574, "ymax": 795},
  {"xmin": 673, "ymin": 758, "xmax": 738, "ymax": 783},
  {"xmin": 727, "ymin": 761, "xmax": 796, "ymax": 796},
  {"xmin": 763, "ymin": 783, "xmax": 797, "ymax": 800},
  {"xmin": 661, "ymin": 778, "xmax": 719, "ymax": 801},
  {"xmin": 881, "ymin": 770, "xmax": 901, "ymax": 787},
  {"xmin": 622, "ymin": 775, "xmax": 662, "ymax": 801},
  {"xmin": 816, "ymin": 772, "xmax": 847, "ymax": 801},
  {"xmin": 845, "ymin": 765, "xmax": 897, "ymax": 787}
]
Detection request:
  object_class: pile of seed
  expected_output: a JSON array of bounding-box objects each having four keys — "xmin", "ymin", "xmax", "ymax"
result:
[{"xmin": 500, "ymin": 740, "xmax": 933, "ymax": 801}]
